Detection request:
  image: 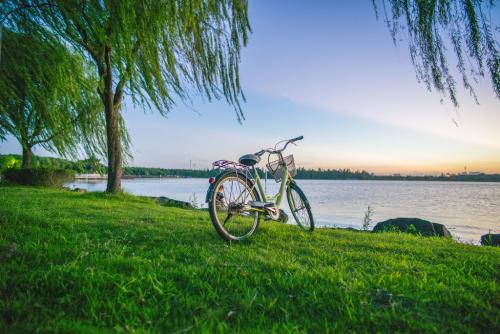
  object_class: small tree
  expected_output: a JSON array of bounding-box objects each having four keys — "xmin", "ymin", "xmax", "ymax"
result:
[
  {"xmin": 373, "ymin": 0, "xmax": 500, "ymax": 107},
  {"xmin": 0, "ymin": 29, "xmax": 103, "ymax": 168},
  {"xmin": 7, "ymin": 0, "xmax": 251, "ymax": 193},
  {"xmin": 77, "ymin": 156, "xmax": 104, "ymax": 174},
  {"xmin": 0, "ymin": 155, "xmax": 21, "ymax": 170}
]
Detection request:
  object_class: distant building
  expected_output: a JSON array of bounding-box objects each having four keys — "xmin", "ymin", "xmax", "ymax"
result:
[
  {"xmin": 457, "ymin": 166, "xmax": 483, "ymax": 176},
  {"xmin": 75, "ymin": 173, "xmax": 106, "ymax": 180}
]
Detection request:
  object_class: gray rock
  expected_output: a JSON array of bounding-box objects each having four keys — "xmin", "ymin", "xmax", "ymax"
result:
[
  {"xmin": 480, "ymin": 233, "xmax": 500, "ymax": 246},
  {"xmin": 148, "ymin": 196, "xmax": 193, "ymax": 209},
  {"xmin": 372, "ymin": 218, "xmax": 451, "ymax": 237}
]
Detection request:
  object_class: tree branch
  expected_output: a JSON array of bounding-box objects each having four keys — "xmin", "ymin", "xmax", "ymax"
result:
[
  {"xmin": 30, "ymin": 113, "xmax": 43, "ymax": 138},
  {"xmin": 59, "ymin": 8, "xmax": 100, "ymax": 64},
  {"xmin": 31, "ymin": 110, "xmax": 84, "ymax": 146},
  {"xmin": 0, "ymin": 116, "xmax": 17, "ymax": 135},
  {"xmin": 104, "ymin": 45, "xmax": 113, "ymax": 108},
  {"xmin": 31, "ymin": 133, "xmax": 55, "ymax": 145},
  {"xmin": 0, "ymin": 1, "xmax": 55, "ymax": 24},
  {"xmin": 113, "ymin": 40, "xmax": 141, "ymax": 106}
]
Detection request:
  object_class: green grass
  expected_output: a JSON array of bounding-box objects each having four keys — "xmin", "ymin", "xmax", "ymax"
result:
[{"xmin": 0, "ymin": 186, "xmax": 499, "ymax": 333}]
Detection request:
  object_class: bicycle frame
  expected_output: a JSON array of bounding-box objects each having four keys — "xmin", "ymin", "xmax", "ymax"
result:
[
  {"xmin": 206, "ymin": 136, "xmax": 313, "ymax": 240},
  {"xmin": 207, "ymin": 136, "xmax": 304, "ymax": 216},
  {"xmin": 247, "ymin": 153, "xmax": 292, "ymax": 213}
]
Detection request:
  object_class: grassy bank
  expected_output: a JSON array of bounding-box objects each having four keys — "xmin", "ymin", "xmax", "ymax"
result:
[{"xmin": 0, "ymin": 186, "xmax": 498, "ymax": 333}]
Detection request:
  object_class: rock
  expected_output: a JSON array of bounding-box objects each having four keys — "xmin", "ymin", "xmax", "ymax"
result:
[
  {"xmin": 372, "ymin": 218, "xmax": 451, "ymax": 237},
  {"xmin": 480, "ymin": 233, "xmax": 500, "ymax": 246},
  {"xmin": 147, "ymin": 196, "xmax": 193, "ymax": 209},
  {"xmin": 72, "ymin": 187, "xmax": 87, "ymax": 193}
]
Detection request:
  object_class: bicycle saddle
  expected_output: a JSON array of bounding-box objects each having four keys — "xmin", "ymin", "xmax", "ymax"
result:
[{"xmin": 238, "ymin": 154, "xmax": 261, "ymax": 166}]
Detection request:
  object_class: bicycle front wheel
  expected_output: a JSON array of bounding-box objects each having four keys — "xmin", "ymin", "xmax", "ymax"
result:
[
  {"xmin": 286, "ymin": 182, "xmax": 314, "ymax": 231},
  {"xmin": 208, "ymin": 172, "xmax": 260, "ymax": 241}
]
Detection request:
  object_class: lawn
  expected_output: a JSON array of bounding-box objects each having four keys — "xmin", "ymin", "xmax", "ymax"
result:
[{"xmin": 0, "ymin": 186, "xmax": 498, "ymax": 333}]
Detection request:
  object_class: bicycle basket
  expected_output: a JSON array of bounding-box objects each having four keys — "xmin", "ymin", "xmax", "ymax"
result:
[{"xmin": 267, "ymin": 155, "xmax": 296, "ymax": 182}]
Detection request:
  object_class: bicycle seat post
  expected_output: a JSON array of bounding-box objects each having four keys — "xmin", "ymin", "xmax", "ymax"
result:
[{"xmin": 265, "ymin": 169, "xmax": 267, "ymax": 193}]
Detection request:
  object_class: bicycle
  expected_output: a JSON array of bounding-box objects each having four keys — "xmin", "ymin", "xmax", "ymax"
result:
[{"xmin": 206, "ymin": 136, "xmax": 314, "ymax": 241}]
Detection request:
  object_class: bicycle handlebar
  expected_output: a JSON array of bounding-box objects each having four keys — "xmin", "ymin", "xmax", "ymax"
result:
[
  {"xmin": 290, "ymin": 135, "xmax": 304, "ymax": 142},
  {"xmin": 254, "ymin": 149, "xmax": 266, "ymax": 157},
  {"xmin": 254, "ymin": 136, "xmax": 304, "ymax": 156}
]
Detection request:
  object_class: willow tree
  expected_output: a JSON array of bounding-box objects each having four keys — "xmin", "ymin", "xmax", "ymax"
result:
[
  {"xmin": 0, "ymin": 29, "xmax": 104, "ymax": 168},
  {"xmin": 6, "ymin": 0, "xmax": 250, "ymax": 192},
  {"xmin": 373, "ymin": 0, "xmax": 500, "ymax": 107}
]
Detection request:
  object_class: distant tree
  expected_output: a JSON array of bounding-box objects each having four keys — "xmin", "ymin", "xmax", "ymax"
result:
[
  {"xmin": 0, "ymin": 29, "xmax": 103, "ymax": 168},
  {"xmin": 6, "ymin": 0, "xmax": 250, "ymax": 193},
  {"xmin": 78, "ymin": 156, "xmax": 104, "ymax": 174},
  {"xmin": 373, "ymin": 0, "xmax": 499, "ymax": 106}
]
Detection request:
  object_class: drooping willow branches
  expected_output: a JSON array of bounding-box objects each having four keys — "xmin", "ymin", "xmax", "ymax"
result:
[
  {"xmin": 4, "ymin": 0, "xmax": 251, "ymax": 192},
  {"xmin": 373, "ymin": 0, "xmax": 500, "ymax": 106},
  {"xmin": 0, "ymin": 28, "xmax": 105, "ymax": 168}
]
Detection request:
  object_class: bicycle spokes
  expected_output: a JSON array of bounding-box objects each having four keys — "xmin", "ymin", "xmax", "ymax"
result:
[
  {"xmin": 288, "ymin": 186, "xmax": 312, "ymax": 229},
  {"xmin": 213, "ymin": 176, "xmax": 258, "ymax": 239},
  {"xmin": 208, "ymin": 136, "xmax": 313, "ymax": 241}
]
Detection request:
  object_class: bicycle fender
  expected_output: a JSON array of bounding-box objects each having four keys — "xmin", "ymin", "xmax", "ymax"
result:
[{"xmin": 206, "ymin": 171, "xmax": 232, "ymax": 203}]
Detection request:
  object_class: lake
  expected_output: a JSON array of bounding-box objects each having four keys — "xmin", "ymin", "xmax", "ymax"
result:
[{"xmin": 66, "ymin": 178, "xmax": 500, "ymax": 244}]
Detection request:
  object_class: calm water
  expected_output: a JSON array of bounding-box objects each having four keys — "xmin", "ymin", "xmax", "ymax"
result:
[{"xmin": 66, "ymin": 178, "xmax": 500, "ymax": 244}]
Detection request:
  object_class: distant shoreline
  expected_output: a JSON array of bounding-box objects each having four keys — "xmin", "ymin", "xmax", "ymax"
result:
[
  {"xmin": 74, "ymin": 174, "xmax": 500, "ymax": 183},
  {"xmin": 75, "ymin": 174, "xmax": 184, "ymax": 180},
  {"xmin": 3, "ymin": 154, "xmax": 499, "ymax": 183}
]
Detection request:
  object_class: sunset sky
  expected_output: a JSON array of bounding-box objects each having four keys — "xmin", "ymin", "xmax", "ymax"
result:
[{"xmin": 1, "ymin": 0, "xmax": 499, "ymax": 175}]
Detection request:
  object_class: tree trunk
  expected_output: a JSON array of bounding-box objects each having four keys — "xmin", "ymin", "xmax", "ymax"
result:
[
  {"xmin": 103, "ymin": 47, "xmax": 122, "ymax": 193},
  {"xmin": 22, "ymin": 146, "xmax": 32, "ymax": 169},
  {"xmin": 104, "ymin": 103, "xmax": 122, "ymax": 193},
  {"xmin": 103, "ymin": 96, "xmax": 123, "ymax": 193}
]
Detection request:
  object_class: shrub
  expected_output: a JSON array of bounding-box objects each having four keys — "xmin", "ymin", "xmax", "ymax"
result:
[
  {"xmin": 1, "ymin": 168, "xmax": 75, "ymax": 187},
  {"xmin": 0, "ymin": 155, "xmax": 21, "ymax": 170},
  {"xmin": 362, "ymin": 205, "xmax": 374, "ymax": 230}
]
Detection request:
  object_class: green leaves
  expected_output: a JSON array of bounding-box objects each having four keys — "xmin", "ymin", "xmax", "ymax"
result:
[
  {"xmin": 0, "ymin": 28, "xmax": 105, "ymax": 164},
  {"xmin": 4, "ymin": 0, "xmax": 251, "ymax": 190},
  {"xmin": 7, "ymin": 0, "xmax": 250, "ymax": 120},
  {"xmin": 374, "ymin": 0, "xmax": 500, "ymax": 106}
]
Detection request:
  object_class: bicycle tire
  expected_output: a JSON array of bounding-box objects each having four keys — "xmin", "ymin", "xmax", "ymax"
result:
[
  {"xmin": 286, "ymin": 181, "xmax": 314, "ymax": 231},
  {"xmin": 208, "ymin": 172, "xmax": 261, "ymax": 241}
]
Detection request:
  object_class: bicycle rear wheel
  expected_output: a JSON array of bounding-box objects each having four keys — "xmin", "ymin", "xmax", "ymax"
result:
[
  {"xmin": 286, "ymin": 182, "xmax": 314, "ymax": 231},
  {"xmin": 208, "ymin": 172, "xmax": 260, "ymax": 241}
]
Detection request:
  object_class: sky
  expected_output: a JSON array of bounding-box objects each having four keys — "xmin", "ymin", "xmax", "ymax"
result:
[{"xmin": 1, "ymin": 0, "xmax": 500, "ymax": 175}]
